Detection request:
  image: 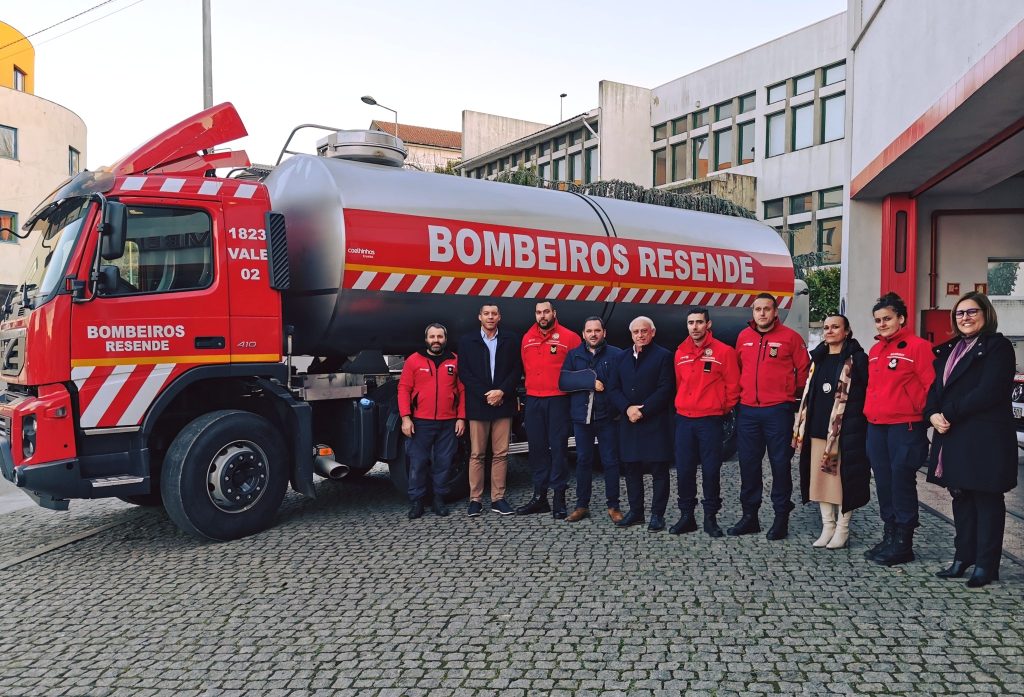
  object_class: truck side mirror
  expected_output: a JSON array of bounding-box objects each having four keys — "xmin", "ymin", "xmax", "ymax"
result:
[
  {"xmin": 100, "ymin": 201, "xmax": 128, "ymax": 260},
  {"xmin": 96, "ymin": 265, "xmax": 120, "ymax": 294}
]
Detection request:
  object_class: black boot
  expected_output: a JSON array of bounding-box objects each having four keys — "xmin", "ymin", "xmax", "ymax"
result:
[
  {"xmin": 864, "ymin": 522, "xmax": 895, "ymax": 561},
  {"xmin": 874, "ymin": 525, "xmax": 915, "ymax": 566},
  {"xmin": 408, "ymin": 499, "xmax": 425, "ymax": 519},
  {"xmin": 766, "ymin": 513, "xmax": 790, "ymax": 541},
  {"xmin": 966, "ymin": 567, "xmax": 999, "ymax": 588},
  {"xmin": 431, "ymin": 495, "xmax": 449, "ymax": 517},
  {"xmin": 935, "ymin": 560, "xmax": 973, "ymax": 579},
  {"xmin": 516, "ymin": 494, "xmax": 550, "ymax": 515},
  {"xmin": 703, "ymin": 512, "xmax": 724, "ymax": 538},
  {"xmin": 552, "ymin": 489, "xmax": 568, "ymax": 520},
  {"xmin": 727, "ymin": 511, "xmax": 761, "ymax": 536},
  {"xmin": 670, "ymin": 510, "xmax": 697, "ymax": 535}
]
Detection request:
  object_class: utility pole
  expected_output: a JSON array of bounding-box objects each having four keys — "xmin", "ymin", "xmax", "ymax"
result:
[{"xmin": 202, "ymin": 0, "xmax": 213, "ymax": 108}]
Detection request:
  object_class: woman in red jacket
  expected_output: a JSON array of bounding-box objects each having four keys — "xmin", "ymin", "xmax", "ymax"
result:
[{"xmin": 863, "ymin": 293, "xmax": 935, "ymax": 566}]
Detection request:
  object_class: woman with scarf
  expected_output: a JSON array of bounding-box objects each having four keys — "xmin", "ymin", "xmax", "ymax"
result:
[
  {"xmin": 925, "ymin": 292, "xmax": 1017, "ymax": 588},
  {"xmin": 794, "ymin": 314, "xmax": 870, "ymax": 549}
]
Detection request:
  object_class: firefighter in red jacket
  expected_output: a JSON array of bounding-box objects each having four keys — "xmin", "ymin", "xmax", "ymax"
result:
[
  {"xmin": 729, "ymin": 292, "xmax": 810, "ymax": 540},
  {"xmin": 862, "ymin": 292, "xmax": 935, "ymax": 566},
  {"xmin": 516, "ymin": 300, "xmax": 582, "ymax": 518},
  {"xmin": 671, "ymin": 307, "xmax": 741, "ymax": 537},
  {"xmin": 398, "ymin": 323, "xmax": 466, "ymax": 519}
]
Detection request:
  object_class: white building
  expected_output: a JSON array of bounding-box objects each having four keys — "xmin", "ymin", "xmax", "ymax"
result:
[
  {"xmin": 0, "ymin": 21, "xmax": 87, "ymax": 299},
  {"xmin": 368, "ymin": 120, "xmax": 461, "ymax": 173}
]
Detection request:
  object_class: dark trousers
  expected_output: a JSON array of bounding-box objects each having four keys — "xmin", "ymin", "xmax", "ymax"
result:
[
  {"xmin": 526, "ymin": 395, "xmax": 570, "ymax": 495},
  {"xmin": 951, "ymin": 489, "xmax": 1005, "ymax": 573},
  {"xmin": 674, "ymin": 414, "xmax": 725, "ymax": 514},
  {"xmin": 406, "ymin": 418, "xmax": 457, "ymax": 502},
  {"xmin": 572, "ymin": 419, "xmax": 621, "ymax": 509},
  {"xmin": 737, "ymin": 403, "xmax": 796, "ymax": 515},
  {"xmin": 622, "ymin": 460, "xmax": 670, "ymax": 517},
  {"xmin": 866, "ymin": 422, "xmax": 927, "ymax": 527}
]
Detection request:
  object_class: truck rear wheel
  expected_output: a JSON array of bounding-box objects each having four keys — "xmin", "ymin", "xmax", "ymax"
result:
[{"xmin": 161, "ymin": 410, "xmax": 288, "ymax": 541}]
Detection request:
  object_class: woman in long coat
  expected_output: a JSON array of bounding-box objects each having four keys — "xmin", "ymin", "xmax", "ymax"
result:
[
  {"xmin": 793, "ymin": 314, "xmax": 870, "ymax": 549},
  {"xmin": 925, "ymin": 291, "xmax": 1017, "ymax": 588}
]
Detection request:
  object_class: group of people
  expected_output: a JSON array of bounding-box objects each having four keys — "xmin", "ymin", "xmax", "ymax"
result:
[{"xmin": 397, "ymin": 291, "xmax": 1018, "ymax": 588}]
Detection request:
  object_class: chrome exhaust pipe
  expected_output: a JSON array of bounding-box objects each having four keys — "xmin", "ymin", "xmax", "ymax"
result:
[{"xmin": 314, "ymin": 449, "xmax": 350, "ymax": 480}]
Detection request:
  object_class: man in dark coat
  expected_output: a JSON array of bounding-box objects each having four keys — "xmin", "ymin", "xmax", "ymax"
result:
[
  {"xmin": 558, "ymin": 316, "xmax": 624, "ymax": 523},
  {"xmin": 607, "ymin": 316, "xmax": 675, "ymax": 532},
  {"xmin": 457, "ymin": 304, "xmax": 522, "ymax": 517}
]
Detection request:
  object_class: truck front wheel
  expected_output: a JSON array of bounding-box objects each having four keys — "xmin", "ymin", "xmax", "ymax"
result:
[{"xmin": 161, "ymin": 410, "xmax": 288, "ymax": 541}]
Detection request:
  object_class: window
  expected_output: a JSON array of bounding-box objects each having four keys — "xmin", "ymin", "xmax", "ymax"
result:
[
  {"xmin": 69, "ymin": 147, "xmax": 81, "ymax": 176},
  {"xmin": 739, "ymin": 92, "xmax": 756, "ymax": 113},
  {"xmin": 486, "ymin": 163, "xmax": 495, "ymax": 176},
  {"xmin": 692, "ymin": 109, "xmax": 709, "ymax": 129},
  {"xmin": 822, "ymin": 93, "xmax": 845, "ymax": 142},
  {"xmin": 0, "ymin": 210, "xmax": 17, "ymax": 244},
  {"xmin": 13, "ymin": 67, "xmax": 26, "ymax": 92},
  {"xmin": 988, "ymin": 259, "xmax": 1024, "ymax": 297},
  {"xmin": 715, "ymin": 101, "xmax": 734, "ymax": 121},
  {"xmin": 819, "ymin": 186, "xmax": 843, "ymax": 209},
  {"xmin": 789, "ymin": 192, "xmax": 813, "ymax": 215},
  {"xmin": 792, "ymin": 103, "xmax": 813, "ymax": 150},
  {"xmin": 788, "ymin": 222, "xmax": 814, "ymax": 257},
  {"xmin": 554, "ymin": 135, "xmax": 566, "ymax": 151},
  {"xmin": 568, "ymin": 130, "xmax": 580, "ymax": 146},
  {"xmin": 714, "ymin": 129, "xmax": 732, "ymax": 170},
  {"xmin": 671, "ymin": 117, "xmax": 687, "ymax": 135},
  {"xmin": 552, "ymin": 158, "xmax": 564, "ymax": 181},
  {"xmin": 0, "ymin": 125, "xmax": 16, "ymax": 160},
  {"xmin": 766, "ymin": 112, "xmax": 785, "ymax": 157},
  {"xmin": 818, "ymin": 218, "xmax": 842, "ymax": 263},
  {"xmin": 767, "ymin": 83, "xmax": 786, "ymax": 104},
  {"xmin": 585, "ymin": 122, "xmax": 598, "ymax": 139},
  {"xmin": 498, "ymin": 157, "xmax": 507, "ymax": 171},
  {"xmin": 653, "ymin": 123, "xmax": 668, "ymax": 141},
  {"xmin": 585, "ymin": 147, "xmax": 599, "ymax": 183},
  {"xmin": 525, "ymin": 147, "xmax": 535, "ymax": 161},
  {"xmin": 539, "ymin": 141, "xmax": 550, "ymax": 156},
  {"xmin": 102, "ymin": 206, "xmax": 214, "ymax": 296},
  {"xmin": 793, "ymin": 73, "xmax": 814, "ymax": 96},
  {"xmin": 569, "ymin": 151, "xmax": 582, "ymax": 183},
  {"xmin": 823, "ymin": 61, "xmax": 846, "ymax": 85},
  {"xmin": 653, "ymin": 149, "xmax": 667, "ymax": 186},
  {"xmin": 539, "ymin": 162, "xmax": 550, "ymax": 180},
  {"xmin": 738, "ymin": 121, "xmax": 755, "ymax": 164},
  {"xmin": 763, "ymin": 199, "xmax": 783, "ymax": 219},
  {"xmin": 510, "ymin": 153, "xmax": 519, "ymax": 168},
  {"xmin": 691, "ymin": 135, "xmax": 709, "ymax": 179},
  {"xmin": 671, "ymin": 143, "xmax": 687, "ymax": 181}
]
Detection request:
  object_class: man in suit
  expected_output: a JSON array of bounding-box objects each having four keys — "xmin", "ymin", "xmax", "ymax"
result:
[
  {"xmin": 607, "ymin": 316, "xmax": 675, "ymax": 532},
  {"xmin": 457, "ymin": 304, "xmax": 522, "ymax": 517},
  {"xmin": 558, "ymin": 316, "xmax": 624, "ymax": 523}
]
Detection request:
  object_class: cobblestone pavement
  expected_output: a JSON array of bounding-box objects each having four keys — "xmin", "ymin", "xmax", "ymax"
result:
[{"xmin": 0, "ymin": 456, "xmax": 1021, "ymax": 697}]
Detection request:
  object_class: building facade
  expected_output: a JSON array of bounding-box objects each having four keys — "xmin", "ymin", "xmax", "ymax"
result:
[
  {"xmin": 0, "ymin": 21, "xmax": 87, "ymax": 298},
  {"xmin": 369, "ymin": 120, "xmax": 461, "ymax": 173}
]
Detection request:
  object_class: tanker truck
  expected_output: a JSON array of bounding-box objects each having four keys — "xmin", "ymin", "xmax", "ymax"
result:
[{"xmin": 0, "ymin": 103, "xmax": 798, "ymax": 540}]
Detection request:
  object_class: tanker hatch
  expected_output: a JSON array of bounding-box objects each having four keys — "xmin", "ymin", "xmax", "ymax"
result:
[{"xmin": 316, "ymin": 130, "xmax": 407, "ymax": 167}]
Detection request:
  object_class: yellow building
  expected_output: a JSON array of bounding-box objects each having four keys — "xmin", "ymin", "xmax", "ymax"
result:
[{"xmin": 0, "ymin": 21, "xmax": 86, "ymax": 297}]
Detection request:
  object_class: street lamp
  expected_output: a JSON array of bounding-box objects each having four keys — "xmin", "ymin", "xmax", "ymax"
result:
[
  {"xmin": 361, "ymin": 95, "xmax": 399, "ymax": 141},
  {"xmin": 559, "ymin": 93, "xmax": 567, "ymax": 122}
]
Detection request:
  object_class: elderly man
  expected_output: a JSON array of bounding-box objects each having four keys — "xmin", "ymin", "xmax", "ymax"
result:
[{"xmin": 607, "ymin": 316, "xmax": 675, "ymax": 532}]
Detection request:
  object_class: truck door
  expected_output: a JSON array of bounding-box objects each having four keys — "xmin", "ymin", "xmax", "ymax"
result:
[{"xmin": 69, "ymin": 202, "xmax": 228, "ymax": 430}]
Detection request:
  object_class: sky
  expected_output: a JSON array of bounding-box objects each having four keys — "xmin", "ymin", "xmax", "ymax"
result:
[{"xmin": 1, "ymin": 0, "xmax": 846, "ymax": 170}]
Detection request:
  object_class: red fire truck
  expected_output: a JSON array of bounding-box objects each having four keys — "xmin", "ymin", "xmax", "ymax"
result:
[{"xmin": 0, "ymin": 103, "xmax": 797, "ymax": 540}]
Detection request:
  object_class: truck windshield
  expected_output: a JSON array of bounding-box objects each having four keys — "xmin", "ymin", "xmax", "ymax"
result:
[{"xmin": 11, "ymin": 198, "xmax": 93, "ymax": 313}]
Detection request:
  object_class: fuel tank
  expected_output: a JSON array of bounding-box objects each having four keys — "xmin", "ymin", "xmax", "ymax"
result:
[{"xmin": 264, "ymin": 154, "xmax": 794, "ymax": 357}]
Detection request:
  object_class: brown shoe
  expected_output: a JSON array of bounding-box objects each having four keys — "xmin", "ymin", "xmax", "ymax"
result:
[
  {"xmin": 607, "ymin": 508, "xmax": 624, "ymax": 524},
  {"xmin": 565, "ymin": 507, "xmax": 589, "ymax": 522}
]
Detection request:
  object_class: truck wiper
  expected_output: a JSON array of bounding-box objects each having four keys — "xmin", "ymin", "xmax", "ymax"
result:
[{"xmin": 21, "ymin": 283, "xmax": 36, "ymax": 311}]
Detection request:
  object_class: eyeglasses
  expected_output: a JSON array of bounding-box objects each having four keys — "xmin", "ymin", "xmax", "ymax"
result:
[{"xmin": 954, "ymin": 308, "xmax": 980, "ymax": 319}]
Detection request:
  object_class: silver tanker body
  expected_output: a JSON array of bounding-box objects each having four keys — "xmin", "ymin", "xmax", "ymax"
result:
[{"xmin": 265, "ymin": 153, "xmax": 795, "ymax": 357}]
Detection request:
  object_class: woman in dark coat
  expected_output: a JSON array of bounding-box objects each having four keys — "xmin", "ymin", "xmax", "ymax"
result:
[
  {"xmin": 925, "ymin": 291, "xmax": 1017, "ymax": 588},
  {"xmin": 793, "ymin": 314, "xmax": 870, "ymax": 550}
]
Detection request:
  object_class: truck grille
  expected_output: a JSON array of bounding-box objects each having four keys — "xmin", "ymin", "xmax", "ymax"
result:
[{"xmin": 0, "ymin": 328, "xmax": 25, "ymax": 377}]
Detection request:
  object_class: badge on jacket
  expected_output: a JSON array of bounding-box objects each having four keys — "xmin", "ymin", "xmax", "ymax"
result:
[
  {"xmin": 550, "ymin": 345, "xmax": 557, "ymax": 354},
  {"xmin": 447, "ymin": 365, "xmax": 455, "ymax": 375},
  {"xmin": 769, "ymin": 346, "xmax": 778, "ymax": 358},
  {"xmin": 888, "ymin": 357, "xmax": 898, "ymax": 369},
  {"xmin": 703, "ymin": 361, "xmax": 712, "ymax": 373}
]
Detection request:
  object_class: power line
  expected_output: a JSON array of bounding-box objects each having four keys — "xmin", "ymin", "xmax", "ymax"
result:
[
  {"xmin": 0, "ymin": 0, "xmax": 120, "ymax": 52},
  {"xmin": 0, "ymin": 0, "xmax": 150, "ymax": 63}
]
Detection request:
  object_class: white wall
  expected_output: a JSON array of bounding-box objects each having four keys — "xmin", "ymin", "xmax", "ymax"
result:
[
  {"xmin": 0, "ymin": 87, "xmax": 86, "ymax": 289},
  {"xmin": 461, "ymin": 111, "xmax": 548, "ymax": 160},
  {"xmin": 596, "ymin": 80, "xmax": 651, "ymax": 187}
]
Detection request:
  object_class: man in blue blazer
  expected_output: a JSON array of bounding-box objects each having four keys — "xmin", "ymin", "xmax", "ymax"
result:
[
  {"xmin": 607, "ymin": 316, "xmax": 676, "ymax": 531},
  {"xmin": 558, "ymin": 316, "xmax": 624, "ymax": 523}
]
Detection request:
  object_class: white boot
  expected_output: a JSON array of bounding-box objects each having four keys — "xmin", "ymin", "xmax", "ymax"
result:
[
  {"xmin": 813, "ymin": 502, "xmax": 837, "ymax": 547},
  {"xmin": 827, "ymin": 510, "xmax": 852, "ymax": 549}
]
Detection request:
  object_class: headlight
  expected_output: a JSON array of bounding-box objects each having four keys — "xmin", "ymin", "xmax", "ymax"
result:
[{"xmin": 22, "ymin": 414, "xmax": 36, "ymax": 459}]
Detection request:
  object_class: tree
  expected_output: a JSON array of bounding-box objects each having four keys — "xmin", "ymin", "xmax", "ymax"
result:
[
  {"xmin": 987, "ymin": 261, "xmax": 1020, "ymax": 296},
  {"xmin": 434, "ymin": 158, "xmax": 462, "ymax": 175},
  {"xmin": 804, "ymin": 266, "xmax": 841, "ymax": 323}
]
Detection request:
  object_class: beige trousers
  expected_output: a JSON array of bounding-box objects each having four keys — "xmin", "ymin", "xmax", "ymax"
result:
[{"xmin": 469, "ymin": 418, "xmax": 511, "ymax": 502}]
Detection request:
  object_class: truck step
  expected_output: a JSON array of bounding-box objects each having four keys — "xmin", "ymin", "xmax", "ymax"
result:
[{"xmin": 89, "ymin": 476, "xmax": 146, "ymax": 488}]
